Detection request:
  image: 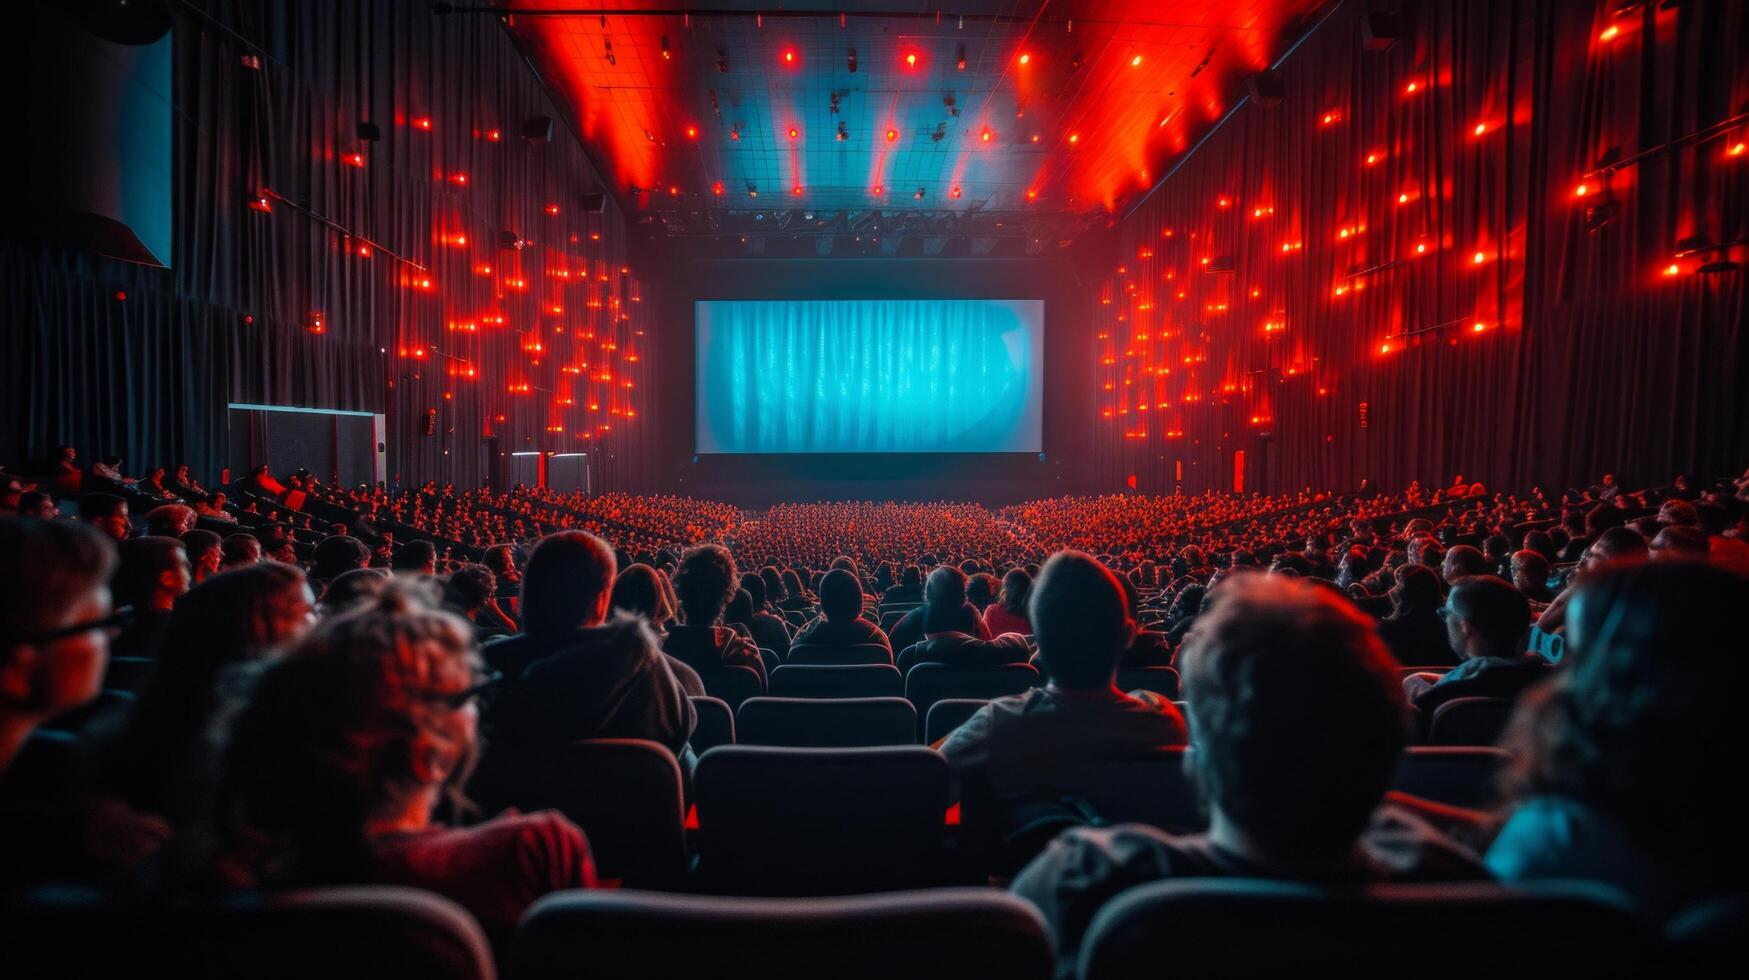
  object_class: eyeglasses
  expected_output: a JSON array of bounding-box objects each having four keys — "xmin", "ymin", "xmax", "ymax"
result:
[
  {"xmin": 427, "ymin": 669, "xmax": 501, "ymax": 709},
  {"xmin": 16, "ymin": 606, "xmax": 135, "ymax": 644}
]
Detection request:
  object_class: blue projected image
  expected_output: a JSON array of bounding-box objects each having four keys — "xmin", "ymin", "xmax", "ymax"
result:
[{"xmin": 696, "ymin": 299, "xmax": 1044, "ymax": 454}]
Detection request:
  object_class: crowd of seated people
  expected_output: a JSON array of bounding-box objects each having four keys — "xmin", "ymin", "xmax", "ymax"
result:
[{"xmin": 2, "ymin": 453, "xmax": 1747, "ymax": 972}]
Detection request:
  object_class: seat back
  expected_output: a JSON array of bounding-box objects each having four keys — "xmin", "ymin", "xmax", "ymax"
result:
[
  {"xmin": 1427, "ymin": 696, "xmax": 1515, "ymax": 746},
  {"xmin": 689, "ymin": 695, "xmax": 736, "ymax": 753},
  {"xmin": 695, "ymin": 664, "xmax": 764, "ymax": 710},
  {"xmin": 1080, "ymin": 879, "xmax": 1651, "ymax": 980},
  {"xmin": 787, "ymin": 643, "xmax": 893, "ymax": 666},
  {"xmin": 2, "ymin": 884, "xmax": 494, "ymax": 980},
  {"xmin": 103, "ymin": 655, "xmax": 155, "ymax": 692},
  {"xmin": 1391, "ymin": 746, "xmax": 1508, "ymax": 809},
  {"xmin": 468, "ymin": 738, "xmax": 685, "ymax": 887},
  {"xmin": 1667, "ymin": 894, "xmax": 1748, "ymax": 975},
  {"xmin": 878, "ymin": 609, "xmax": 910, "ymax": 634},
  {"xmin": 905, "ymin": 663, "xmax": 1038, "ymax": 729},
  {"xmin": 924, "ymin": 698, "xmax": 989, "ymax": 744},
  {"xmin": 513, "ymin": 888, "xmax": 1051, "ymax": 980},
  {"xmin": 692, "ymin": 745, "xmax": 952, "ymax": 894},
  {"xmin": 737, "ymin": 697, "xmax": 917, "ymax": 747},
  {"xmin": 770, "ymin": 664, "xmax": 903, "ymax": 699},
  {"xmin": 1115, "ymin": 666, "xmax": 1180, "ymax": 700}
]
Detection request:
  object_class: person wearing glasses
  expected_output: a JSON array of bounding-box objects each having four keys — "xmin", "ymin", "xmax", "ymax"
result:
[
  {"xmin": 0, "ymin": 518, "xmax": 119, "ymax": 772},
  {"xmin": 212, "ymin": 583, "xmax": 594, "ymax": 957},
  {"xmin": 1403, "ymin": 575, "xmax": 1547, "ymax": 719}
]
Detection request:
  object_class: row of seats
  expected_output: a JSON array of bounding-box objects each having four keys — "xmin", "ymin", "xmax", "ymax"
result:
[
  {"xmin": 8, "ymin": 880, "xmax": 1733, "ymax": 979},
  {"xmin": 470, "ymin": 732, "xmax": 1512, "ymax": 894}
]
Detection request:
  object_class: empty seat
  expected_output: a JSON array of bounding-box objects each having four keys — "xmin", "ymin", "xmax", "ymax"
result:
[
  {"xmin": 468, "ymin": 738, "xmax": 685, "ymax": 888},
  {"xmin": 696, "ymin": 664, "xmax": 764, "ymax": 710},
  {"xmin": 787, "ymin": 643, "xmax": 894, "ymax": 666},
  {"xmin": 103, "ymin": 656, "xmax": 155, "ymax": 692},
  {"xmin": 738, "ymin": 697, "xmax": 917, "ymax": 747},
  {"xmin": 692, "ymin": 745, "xmax": 953, "ymax": 894},
  {"xmin": 770, "ymin": 664, "xmax": 903, "ymax": 699},
  {"xmin": 2, "ymin": 884, "xmax": 495, "ymax": 980},
  {"xmin": 1080, "ymin": 878, "xmax": 1651, "ymax": 979},
  {"xmin": 513, "ymin": 887, "xmax": 1052, "ymax": 980},
  {"xmin": 1427, "ymin": 696, "xmax": 1515, "ymax": 746},
  {"xmin": 1391, "ymin": 746, "xmax": 1508, "ymax": 810},
  {"xmin": 689, "ymin": 695, "xmax": 736, "ymax": 753},
  {"xmin": 905, "ymin": 663, "xmax": 1038, "ymax": 729},
  {"xmin": 925, "ymin": 698, "xmax": 989, "ymax": 744},
  {"xmin": 1115, "ymin": 666, "xmax": 1180, "ymax": 700}
]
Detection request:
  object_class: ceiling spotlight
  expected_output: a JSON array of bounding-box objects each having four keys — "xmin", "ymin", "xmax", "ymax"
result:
[
  {"xmin": 915, "ymin": 188, "xmax": 925, "ymax": 200},
  {"xmin": 792, "ymin": 186, "xmax": 804, "ymax": 196},
  {"xmin": 747, "ymin": 185, "xmax": 758, "ymax": 198},
  {"xmin": 981, "ymin": 128, "xmax": 993, "ymax": 143},
  {"xmin": 730, "ymin": 124, "xmax": 740, "ymax": 140},
  {"xmin": 950, "ymin": 185, "xmax": 962, "ymax": 198},
  {"xmin": 1131, "ymin": 54, "xmax": 1143, "ymax": 67},
  {"xmin": 783, "ymin": 49, "xmax": 796, "ymax": 65},
  {"xmin": 956, "ymin": 44, "xmax": 967, "ymax": 70},
  {"xmin": 661, "ymin": 36, "xmax": 671, "ymax": 60},
  {"xmin": 872, "ymin": 185, "xmax": 884, "ymax": 195},
  {"xmin": 848, "ymin": 47, "xmax": 857, "ymax": 72},
  {"xmin": 1068, "ymin": 133, "xmax": 1080, "ymax": 144},
  {"xmin": 788, "ymin": 126, "xmax": 799, "ymax": 139},
  {"xmin": 886, "ymin": 128, "xmax": 898, "ymax": 142},
  {"xmin": 905, "ymin": 52, "xmax": 917, "ymax": 68},
  {"xmin": 1018, "ymin": 52, "xmax": 1031, "ymax": 65},
  {"xmin": 685, "ymin": 125, "xmax": 697, "ymax": 139}
]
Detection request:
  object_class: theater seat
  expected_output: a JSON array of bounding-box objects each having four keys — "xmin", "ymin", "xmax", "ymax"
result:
[
  {"xmin": 1115, "ymin": 666, "xmax": 1180, "ymax": 700},
  {"xmin": 689, "ymin": 695, "xmax": 736, "ymax": 753},
  {"xmin": 512, "ymin": 888, "xmax": 1051, "ymax": 980},
  {"xmin": 1667, "ymin": 894, "xmax": 1748, "ymax": 976},
  {"xmin": 879, "ymin": 609, "xmax": 910, "ymax": 634},
  {"xmin": 102, "ymin": 656, "xmax": 155, "ymax": 692},
  {"xmin": 1427, "ymin": 696, "xmax": 1515, "ymax": 746},
  {"xmin": 905, "ymin": 663, "xmax": 1038, "ymax": 734},
  {"xmin": 1391, "ymin": 746, "xmax": 1508, "ymax": 809},
  {"xmin": 925, "ymin": 698, "xmax": 989, "ymax": 744},
  {"xmin": 787, "ymin": 643, "xmax": 894, "ymax": 665},
  {"xmin": 695, "ymin": 664, "xmax": 764, "ymax": 710},
  {"xmin": 468, "ymin": 738, "xmax": 685, "ymax": 888},
  {"xmin": 770, "ymin": 664, "xmax": 903, "ymax": 699},
  {"xmin": 692, "ymin": 745, "xmax": 953, "ymax": 894},
  {"xmin": 2, "ymin": 884, "xmax": 494, "ymax": 980},
  {"xmin": 1079, "ymin": 878, "xmax": 1652, "ymax": 980},
  {"xmin": 737, "ymin": 696, "xmax": 917, "ymax": 747}
]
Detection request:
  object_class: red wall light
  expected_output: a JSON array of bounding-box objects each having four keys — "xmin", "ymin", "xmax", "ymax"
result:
[{"xmin": 342, "ymin": 152, "xmax": 365, "ymax": 167}]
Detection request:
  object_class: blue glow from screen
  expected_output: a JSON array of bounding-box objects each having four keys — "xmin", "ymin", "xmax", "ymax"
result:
[{"xmin": 696, "ymin": 299, "xmax": 1044, "ymax": 454}]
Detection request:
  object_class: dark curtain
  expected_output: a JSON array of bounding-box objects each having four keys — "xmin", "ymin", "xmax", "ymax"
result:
[
  {"xmin": 1086, "ymin": 0, "xmax": 1748, "ymax": 495},
  {"xmin": 2, "ymin": 0, "xmax": 659, "ymax": 491}
]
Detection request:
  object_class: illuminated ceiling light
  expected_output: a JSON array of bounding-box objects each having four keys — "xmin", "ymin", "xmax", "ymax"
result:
[
  {"xmin": 1415, "ymin": 242, "xmax": 1428, "ymax": 254},
  {"xmin": 1473, "ymin": 251, "xmax": 1487, "ymax": 264},
  {"xmin": 1365, "ymin": 152, "xmax": 1380, "ymax": 165},
  {"xmin": 668, "ymin": 185, "xmax": 679, "ymax": 197},
  {"xmin": 449, "ymin": 171, "xmax": 468, "ymax": 185},
  {"xmin": 1404, "ymin": 80, "xmax": 1420, "ymax": 94},
  {"xmin": 886, "ymin": 128, "xmax": 898, "ymax": 142},
  {"xmin": 486, "ymin": 129, "xmax": 501, "ymax": 141},
  {"xmin": 1600, "ymin": 25, "xmax": 1620, "ymax": 42},
  {"xmin": 914, "ymin": 187, "xmax": 925, "ymax": 200},
  {"xmin": 1473, "ymin": 122, "xmax": 1488, "ymax": 136},
  {"xmin": 950, "ymin": 185, "xmax": 961, "ymax": 198},
  {"xmin": 1216, "ymin": 195, "xmax": 1230, "ymax": 208},
  {"xmin": 685, "ymin": 125, "xmax": 697, "ymax": 139},
  {"xmin": 413, "ymin": 116, "xmax": 432, "ymax": 131},
  {"xmin": 1068, "ymin": 132, "xmax": 1080, "ymax": 144},
  {"xmin": 1472, "ymin": 321, "xmax": 1487, "ymax": 333},
  {"xmin": 872, "ymin": 185, "xmax": 884, "ymax": 195},
  {"xmin": 1397, "ymin": 192, "xmax": 1410, "ymax": 204},
  {"xmin": 1321, "ymin": 111, "xmax": 1339, "ymax": 126},
  {"xmin": 1663, "ymin": 262, "xmax": 1682, "ymax": 276},
  {"xmin": 1018, "ymin": 52, "xmax": 1031, "ymax": 65},
  {"xmin": 747, "ymin": 186, "xmax": 758, "ymax": 198},
  {"xmin": 783, "ymin": 48, "xmax": 796, "ymax": 66},
  {"xmin": 1380, "ymin": 341, "xmax": 1392, "ymax": 354},
  {"xmin": 788, "ymin": 126, "xmax": 799, "ymax": 139},
  {"xmin": 711, "ymin": 182, "xmax": 723, "ymax": 196},
  {"xmin": 981, "ymin": 128, "xmax": 993, "ymax": 143},
  {"xmin": 1031, "ymin": 134, "xmax": 1040, "ymax": 143},
  {"xmin": 1131, "ymin": 54, "xmax": 1143, "ymax": 67},
  {"xmin": 956, "ymin": 44, "xmax": 967, "ymax": 70},
  {"xmin": 248, "ymin": 193, "xmax": 272, "ymax": 213},
  {"xmin": 1573, "ymin": 182, "xmax": 1590, "ymax": 197},
  {"xmin": 1026, "ymin": 188, "xmax": 1038, "ymax": 201},
  {"xmin": 342, "ymin": 151, "xmax": 365, "ymax": 167},
  {"xmin": 730, "ymin": 125, "xmax": 740, "ymax": 141},
  {"xmin": 1729, "ymin": 141, "xmax": 1746, "ymax": 157},
  {"xmin": 545, "ymin": 203, "xmax": 560, "ymax": 215},
  {"xmin": 905, "ymin": 52, "xmax": 917, "ymax": 68}
]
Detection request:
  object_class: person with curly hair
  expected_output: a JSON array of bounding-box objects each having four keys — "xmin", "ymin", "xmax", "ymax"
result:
[{"xmin": 664, "ymin": 545, "xmax": 767, "ymax": 687}]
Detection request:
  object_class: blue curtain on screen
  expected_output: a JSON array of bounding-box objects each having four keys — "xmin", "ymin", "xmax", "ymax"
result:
[{"xmin": 697, "ymin": 299, "xmax": 1041, "ymax": 453}]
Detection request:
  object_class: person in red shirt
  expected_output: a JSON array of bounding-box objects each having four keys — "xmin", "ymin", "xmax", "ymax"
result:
[{"xmin": 214, "ymin": 584, "xmax": 595, "ymax": 955}]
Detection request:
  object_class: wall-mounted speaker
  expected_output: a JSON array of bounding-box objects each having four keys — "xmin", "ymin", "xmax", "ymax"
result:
[
  {"xmin": 522, "ymin": 115, "xmax": 553, "ymax": 142},
  {"xmin": 1246, "ymin": 71, "xmax": 1284, "ymax": 106},
  {"xmin": 1363, "ymin": 13, "xmax": 1402, "ymax": 51}
]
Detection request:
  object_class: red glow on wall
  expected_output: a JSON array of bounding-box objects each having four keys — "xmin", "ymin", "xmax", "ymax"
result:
[
  {"xmin": 545, "ymin": 203, "xmax": 561, "ymax": 215},
  {"xmin": 342, "ymin": 152, "xmax": 365, "ymax": 167},
  {"xmin": 413, "ymin": 116, "xmax": 432, "ymax": 131},
  {"xmin": 449, "ymin": 171, "xmax": 469, "ymax": 185}
]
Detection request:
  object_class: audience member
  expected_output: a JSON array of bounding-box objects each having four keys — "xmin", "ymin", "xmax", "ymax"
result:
[
  {"xmin": 180, "ymin": 529, "xmax": 224, "ymax": 583},
  {"xmin": 664, "ymin": 545, "xmax": 767, "ymax": 686},
  {"xmin": 982, "ymin": 568, "xmax": 1033, "ymax": 637},
  {"xmin": 391, "ymin": 540, "xmax": 438, "ymax": 575},
  {"xmin": 792, "ymin": 568, "xmax": 891, "ymax": 654},
  {"xmin": 1376, "ymin": 564, "xmax": 1458, "ymax": 666},
  {"xmin": 79, "ymin": 493, "xmax": 131, "ymax": 542},
  {"xmin": 890, "ymin": 565, "xmax": 993, "ymax": 656},
  {"xmin": 108, "ymin": 536, "xmax": 191, "ymax": 664},
  {"xmin": 1011, "ymin": 573, "xmax": 1484, "ymax": 978},
  {"xmin": 895, "ymin": 566, "xmax": 1022, "ymax": 672},
  {"xmin": 1405, "ymin": 575, "xmax": 1544, "ymax": 717},
  {"xmin": 219, "ymin": 533, "xmax": 261, "ymax": 570}
]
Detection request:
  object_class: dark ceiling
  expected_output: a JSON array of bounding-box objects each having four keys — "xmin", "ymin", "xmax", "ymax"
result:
[{"xmin": 482, "ymin": 1, "xmax": 1330, "ymax": 257}]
